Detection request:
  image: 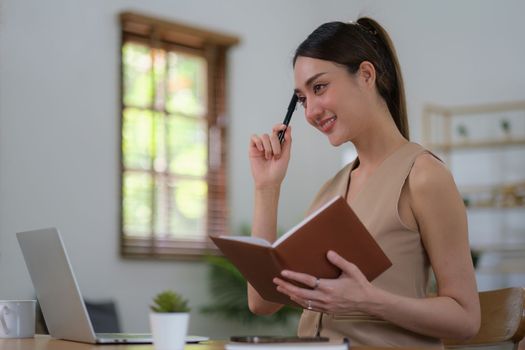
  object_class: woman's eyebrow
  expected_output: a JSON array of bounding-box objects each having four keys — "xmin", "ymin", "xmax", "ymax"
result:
[{"xmin": 294, "ymin": 72, "xmax": 327, "ymax": 94}]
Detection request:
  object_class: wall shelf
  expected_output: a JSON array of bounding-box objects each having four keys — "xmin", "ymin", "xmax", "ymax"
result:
[
  {"xmin": 429, "ymin": 138, "xmax": 525, "ymax": 151},
  {"xmin": 423, "ymin": 100, "xmax": 525, "ymax": 278},
  {"xmin": 471, "ymin": 243, "xmax": 525, "ymax": 253}
]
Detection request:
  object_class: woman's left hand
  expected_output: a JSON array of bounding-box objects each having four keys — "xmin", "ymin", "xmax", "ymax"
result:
[{"xmin": 273, "ymin": 250, "xmax": 375, "ymax": 314}]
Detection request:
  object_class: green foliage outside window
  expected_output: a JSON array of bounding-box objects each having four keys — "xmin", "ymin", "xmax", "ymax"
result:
[{"xmin": 121, "ymin": 42, "xmax": 209, "ymax": 239}]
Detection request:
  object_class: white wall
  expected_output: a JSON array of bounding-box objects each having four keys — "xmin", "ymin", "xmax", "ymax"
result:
[{"xmin": 1, "ymin": 0, "xmax": 524, "ymax": 337}]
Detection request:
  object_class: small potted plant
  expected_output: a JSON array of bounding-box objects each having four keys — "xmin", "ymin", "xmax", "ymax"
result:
[
  {"xmin": 457, "ymin": 124, "xmax": 468, "ymax": 143},
  {"xmin": 501, "ymin": 119, "xmax": 511, "ymax": 138},
  {"xmin": 149, "ymin": 290, "xmax": 190, "ymax": 350}
]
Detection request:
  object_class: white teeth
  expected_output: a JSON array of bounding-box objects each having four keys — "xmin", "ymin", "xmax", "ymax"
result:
[{"xmin": 319, "ymin": 116, "xmax": 337, "ymax": 128}]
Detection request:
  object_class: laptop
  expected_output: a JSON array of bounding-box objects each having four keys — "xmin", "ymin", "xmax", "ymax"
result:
[{"xmin": 17, "ymin": 227, "xmax": 207, "ymax": 344}]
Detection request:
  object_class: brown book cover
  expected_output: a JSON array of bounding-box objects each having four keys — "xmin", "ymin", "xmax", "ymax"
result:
[{"xmin": 210, "ymin": 196, "xmax": 392, "ymax": 306}]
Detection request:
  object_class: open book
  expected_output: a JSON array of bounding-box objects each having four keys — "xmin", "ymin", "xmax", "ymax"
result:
[{"xmin": 210, "ymin": 196, "xmax": 392, "ymax": 306}]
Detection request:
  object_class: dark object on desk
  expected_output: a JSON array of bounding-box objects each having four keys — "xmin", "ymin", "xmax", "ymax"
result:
[
  {"xmin": 230, "ymin": 336, "xmax": 329, "ymax": 343},
  {"xmin": 36, "ymin": 300, "xmax": 48, "ymax": 334},
  {"xmin": 226, "ymin": 338, "xmax": 348, "ymax": 349},
  {"xmin": 85, "ymin": 300, "xmax": 121, "ymax": 333}
]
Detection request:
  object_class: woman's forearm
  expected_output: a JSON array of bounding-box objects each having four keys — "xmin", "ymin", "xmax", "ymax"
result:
[
  {"xmin": 365, "ymin": 288, "xmax": 480, "ymax": 340},
  {"xmin": 247, "ymin": 186, "xmax": 284, "ymax": 314},
  {"xmin": 251, "ymin": 186, "xmax": 280, "ymax": 241}
]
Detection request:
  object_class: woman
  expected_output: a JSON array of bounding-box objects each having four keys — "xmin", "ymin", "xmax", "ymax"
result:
[{"xmin": 247, "ymin": 18, "xmax": 480, "ymax": 347}]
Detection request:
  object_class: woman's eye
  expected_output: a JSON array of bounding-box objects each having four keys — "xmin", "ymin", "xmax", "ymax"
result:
[
  {"xmin": 297, "ymin": 96, "xmax": 306, "ymax": 107},
  {"xmin": 313, "ymin": 84, "xmax": 327, "ymax": 94}
]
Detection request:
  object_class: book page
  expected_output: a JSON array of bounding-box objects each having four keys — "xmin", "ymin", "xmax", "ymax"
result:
[
  {"xmin": 217, "ymin": 235, "xmax": 271, "ymax": 247},
  {"xmin": 273, "ymin": 196, "xmax": 340, "ymax": 247}
]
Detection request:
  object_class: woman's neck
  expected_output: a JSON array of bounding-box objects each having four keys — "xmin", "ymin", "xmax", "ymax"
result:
[{"xmin": 352, "ymin": 115, "xmax": 407, "ymax": 172}]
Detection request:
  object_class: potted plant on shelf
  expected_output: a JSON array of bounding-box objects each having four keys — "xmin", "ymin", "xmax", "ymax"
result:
[{"xmin": 149, "ymin": 290, "xmax": 190, "ymax": 350}]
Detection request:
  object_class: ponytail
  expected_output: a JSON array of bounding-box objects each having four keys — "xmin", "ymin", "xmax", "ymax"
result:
[{"xmin": 357, "ymin": 18, "xmax": 408, "ymax": 139}]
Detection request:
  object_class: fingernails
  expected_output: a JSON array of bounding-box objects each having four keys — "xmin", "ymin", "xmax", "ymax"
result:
[{"xmin": 281, "ymin": 270, "xmax": 289, "ymax": 277}]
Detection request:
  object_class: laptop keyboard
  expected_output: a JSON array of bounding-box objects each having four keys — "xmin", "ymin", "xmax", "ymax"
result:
[{"xmin": 97, "ymin": 333, "xmax": 151, "ymax": 339}]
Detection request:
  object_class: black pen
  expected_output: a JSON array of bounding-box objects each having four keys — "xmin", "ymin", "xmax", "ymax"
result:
[{"xmin": 277, "ymin": 94, "xmax": 298, "ymax": 144}]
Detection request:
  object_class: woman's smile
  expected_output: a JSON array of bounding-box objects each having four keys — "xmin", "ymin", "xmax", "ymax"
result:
[{"xmin": 317, "ymin": 114, "xmax": 337, "ymax": 133}]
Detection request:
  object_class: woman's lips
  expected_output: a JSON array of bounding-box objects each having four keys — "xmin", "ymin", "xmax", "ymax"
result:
[{"xmin": 318, "ymin": 115, "xmax": 337, "ymax": 133}]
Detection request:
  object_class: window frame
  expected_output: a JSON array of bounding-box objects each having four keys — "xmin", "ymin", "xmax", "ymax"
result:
[{"xmin": 119, "ymin": 12, "xmax": 239, "ymax": 259}]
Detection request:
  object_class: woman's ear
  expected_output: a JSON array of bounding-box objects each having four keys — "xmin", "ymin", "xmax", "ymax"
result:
[{"xmin": 358, "ymin": 61, "xmax": 376, "ymax": 88}]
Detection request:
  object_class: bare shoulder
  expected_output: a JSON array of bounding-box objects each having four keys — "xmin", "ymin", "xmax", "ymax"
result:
[
  {"xmin": 407, "ymin": 152, "xmax": 466, "ymax": 239},
  {"xmin": 408, "ymin": 152, "xmax": 456, "ymax": 194}
]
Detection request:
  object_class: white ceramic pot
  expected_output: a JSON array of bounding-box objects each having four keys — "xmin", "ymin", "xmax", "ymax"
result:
[{"xmin": 149, "ymin": 312, "xmax": 189, "ymax": 350}]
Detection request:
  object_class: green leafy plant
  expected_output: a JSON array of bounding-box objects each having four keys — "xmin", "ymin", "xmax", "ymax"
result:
[
  {"xmin": 200, "ymin": 255, "xmax": 301, "ymax": 325},
  {"xmin": 201, "ymin": 224, "xmax": 300, "ymax": 325},
  {"xmin": 150, "ymin": 290, "xmax": 190, "ymax": 313}
]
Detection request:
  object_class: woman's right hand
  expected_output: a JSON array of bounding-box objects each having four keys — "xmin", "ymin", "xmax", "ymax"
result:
[{"xmin": 249, "ymin": 124, "xmax": 292, "ymax": 190}]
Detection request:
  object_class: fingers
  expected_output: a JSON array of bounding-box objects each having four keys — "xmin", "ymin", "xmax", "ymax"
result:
[
  {"xmin": 273, "ymin": 277, "xmax": 319, "ymax": 301},
  {"xmin": 271, "ymin": 123, "xmax": 287, "ymax": 134},
  {"xmin": 261, "ymin": 134, "xmax": 273, "ymax": 160},
  {"xmin": 269, "ymin": 133, "xmax": 282, "ymax": 159},
  {"xmin": 273, "ymin": 123, "xmax": 292, "ymax": 142},
  {"xmin": 290, "ymin": 296, "xmax": 322, "ymax": 312},
  {"xmin": 280, "ymin": 126, "xmax": 293, "ymax": 154},
  {"xmin": 250, "ymin": 135, "xmax": 264, "ymax": 152},
  {"xmin": 249, "ymin": 133, "xmax": 274, "ymax": 160},
  {"xmin": 274, "ymin": 277, "xmax": 327, "ymax": 312},
  {"xmin": 327, "ymin": 250, "xmax": 361, "ymax": 278},
  {"xmin": 249, "ymin": 124, "xmax": 290, "ymax": 160},
  {"xmin": 281, "ymin": 270, "xmax": 321, "ymax": 290}
]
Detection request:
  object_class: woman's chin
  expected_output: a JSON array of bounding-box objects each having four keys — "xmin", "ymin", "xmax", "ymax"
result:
[{"xmin": 327, "ymin": 135, "xmax": 345, "ymax": 147}]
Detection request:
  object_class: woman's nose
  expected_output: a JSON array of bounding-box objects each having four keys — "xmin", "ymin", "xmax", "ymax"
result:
[{"xmin": 305, "ymin": 100, "xmax": 322, "ymax": 125}]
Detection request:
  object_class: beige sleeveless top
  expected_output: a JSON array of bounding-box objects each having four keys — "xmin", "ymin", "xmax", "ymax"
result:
[{"xmin": 297, "ymin": 142, "xmax": 443, "ymax": 348}]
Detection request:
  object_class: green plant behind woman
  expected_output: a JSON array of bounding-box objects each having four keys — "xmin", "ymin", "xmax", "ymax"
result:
[{"xmin": 201, "ymin": 225, "xmax": 300, "ymax": 325}]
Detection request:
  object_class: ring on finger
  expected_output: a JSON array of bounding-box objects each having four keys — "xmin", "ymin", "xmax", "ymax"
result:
[{"xmin": 307, "ymin": 300, "xmax": 313, "ymax": 310}]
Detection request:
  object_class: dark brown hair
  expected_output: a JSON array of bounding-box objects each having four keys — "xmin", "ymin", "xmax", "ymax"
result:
[{"xmin": 293, "ymin": 18, "xmax": 409, "ymax": 140}]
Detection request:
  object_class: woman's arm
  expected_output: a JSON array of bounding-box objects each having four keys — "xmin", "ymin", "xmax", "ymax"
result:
[
  {"xmin": 274, "ymin": 153, "xmax": 480, "ymax": 339},
  {"xmin": 247, "ymin": 187, "xmax": 284, "ymax": 314},
  {"xmin": 246, "ymin": 124, "xmax": 292, "ymax": 315},
  {"xmin": 370, "ymin": 153, "xmax": 480, "ymax": 339}
]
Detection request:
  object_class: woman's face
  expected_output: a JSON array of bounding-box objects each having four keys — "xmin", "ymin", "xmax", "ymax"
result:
[{"xmin": 293, "ymin": 56, "xmax": 371, "ymax": 146}]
